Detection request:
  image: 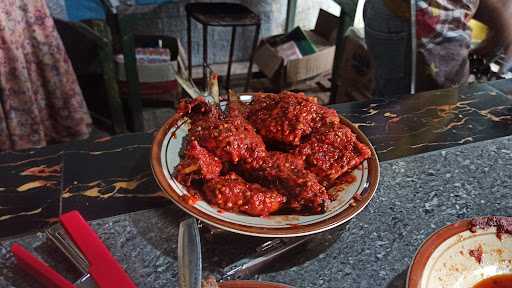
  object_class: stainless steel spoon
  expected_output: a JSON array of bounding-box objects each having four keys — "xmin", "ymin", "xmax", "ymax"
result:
[{"xmin": 178, "ymin": 218, "xmax": 202, "ymax": 288}]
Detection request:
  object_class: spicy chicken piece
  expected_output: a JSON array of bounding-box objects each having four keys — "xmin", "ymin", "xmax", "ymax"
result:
[
  {"xmin": 184, "ymin": 98, "xmax": 267, "ymax": 164},
  {"xmin": 294, "ymin": 122, "xmax": 372, "ymax": 188},
  {"xmin": 246, "ymin": 92, "xmax": 280, "ymax": 118},
  {"xmin": 226, "ymin": 89, "xmax": 249, "ymax": 118},
  {"xmin": 239, "ymin": 152, "xmax": 329, "ymax": 214},
  {"xmin": 203, "ymin": 172, "xmax": 285, "ymax": 216},
  {"xmin": 247, "ymin": 91, "xmax": 339, "ymax": 147},
  {"xmin": 176, "ymin": 96, "xmax": 222, "ymax": 123},
  {"xmin": 175, "ymin": 140, "xmax": 222, "ymax": 187}
]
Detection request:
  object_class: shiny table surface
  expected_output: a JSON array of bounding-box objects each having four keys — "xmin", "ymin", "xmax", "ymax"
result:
[{"xmin": 0, "ymin": 80, "xmax": 511, "ymax": 239}]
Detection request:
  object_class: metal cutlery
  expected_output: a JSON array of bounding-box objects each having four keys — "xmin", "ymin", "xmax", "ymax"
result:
[
  {"xmin": 220, "ymin": 236, "xmax": 310, "ymax": 280},
  {"xmin": 178, "ymin": 218, "xmax": 203, "ymax": 288},
  {"xmin": 46, "ymin": 216, "xmax": 311, "ymax": 285}
]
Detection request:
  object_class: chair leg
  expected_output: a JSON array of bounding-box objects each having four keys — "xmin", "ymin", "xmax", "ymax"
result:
[
  {"xmin": 226, "ymin": 26, "xmax": 237, "ymax": 92},
  {"xmin": 97, "ymin": 33, "xmax": 127, "ymax": 133},
  {"xmin": 245, "ymin": 23, "xmax": 260, "ymax": 92},
  {"xmin": 118, "ymin": 15, "xmax": 144, "ymax": 132},
  {"xmin": 88, "ymin": 21, "xmax": 127, "ymax": 134},
  {"xmin": 285, "ymin": 0, "xmax": 298, "ymax": 32},
  {"xmin": 330, "ymin": 1, "xmax": 359, "ymax": 104},
  {"xmin": 202, "ymin": 25, "xmax": 208, "ymax": 91},
  {"xmin": 187, "ymin": 14, "xmax": 192, "ymax": 81}
]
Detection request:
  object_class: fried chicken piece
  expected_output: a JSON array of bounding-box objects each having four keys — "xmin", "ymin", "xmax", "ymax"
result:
[
  {"xmin": 294, "ymin": 122, "xmax": 372, "ymax": 188},
  {"xmin": 203, "ymin": 172, "xmax": 286, "ymax": 216},
  {"xmin": 176, "ymin": 96, "xmax": 222, "ymax": 123},
  {"xmin": 246, "ymin": 92, "xmax": 280, "ymax": 118},
  {"xmin": 226, "ymin": 89, "xmax": 249, "ymax": 118},
  {"xmin": 174, "ymin": 95, "xmax": 365, "ymax": 216},
  {"xmin": 247, "ymin": 91, "xmax": 339, "ymax": 147},
  {"xmin": 239, "ymin": 152, "xmax": 329, "ymax": 214},
  {"xmin": 175, "ymin": 140, "xmax": 222, "ymax": 187},
  {"xmin": 183, "ymin": 98, "xmax": 267, "ymax": 164}
]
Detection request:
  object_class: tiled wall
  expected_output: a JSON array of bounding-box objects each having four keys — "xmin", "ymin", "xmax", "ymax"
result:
[
  {"xmin": 126, "ymin": 0, "xmax": 340, "ymax": 65},
  {"xmin": 125, "ymin": 0, "xmax": 277, "ymax": 65},
  {"xmin": 47, "ymin": 0, "xmax": 341, "ymax": 66}
]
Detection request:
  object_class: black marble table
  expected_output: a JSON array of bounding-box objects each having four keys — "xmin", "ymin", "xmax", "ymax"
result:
[
  {"xmin": 1, "ymin": 80, "xmax": 512, "ymax": 239},
  {"xmin": 1, "ymin": 131, "xmax": 511, "ymax": 288}
]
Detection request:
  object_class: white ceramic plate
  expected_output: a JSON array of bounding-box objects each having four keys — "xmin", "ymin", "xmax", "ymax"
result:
[
  {"xmin": 151, "ymin": 96, "xmax": 380, "ymax": 237},
  {"xmin": 408, "ymin": 219, "xmax": 512, "ymax": 288}
]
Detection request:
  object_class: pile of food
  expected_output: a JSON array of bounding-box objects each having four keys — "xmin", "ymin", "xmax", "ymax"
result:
[{"xmin": 174, "ymin": 91, "xmax": 371, "ymax": 216}]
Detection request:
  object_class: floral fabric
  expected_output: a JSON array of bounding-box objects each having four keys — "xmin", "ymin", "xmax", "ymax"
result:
[
  {"xmin": 0, "ymin": 0, "xmax": 92, "ymax": 151},
  {"xmin": 382, "ymin": 0, "xmax": 480, "ymax": 89},
  {"xmin": 416, "ymin": 0, "xmax": 479, "ymax": 89}
]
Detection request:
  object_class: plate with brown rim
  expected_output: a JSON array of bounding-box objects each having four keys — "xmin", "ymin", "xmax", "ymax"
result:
[
  {"xmin": 150, "ymin": 94, "xmax": 380, "ymax": 237},
  {"xmin": 408, "ymin": 218, "xmax": 512, "ymax": 288}
]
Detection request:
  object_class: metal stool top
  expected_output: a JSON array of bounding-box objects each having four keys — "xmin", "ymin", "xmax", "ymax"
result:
[{"xmin": 185, "ymin": 2, "xmax": 260, "ymax": 27}]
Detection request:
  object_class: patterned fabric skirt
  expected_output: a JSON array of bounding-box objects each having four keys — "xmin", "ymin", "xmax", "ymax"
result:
[{"xmin": 0, "ymin": 0, "xmax": 92, "ymax": 151}]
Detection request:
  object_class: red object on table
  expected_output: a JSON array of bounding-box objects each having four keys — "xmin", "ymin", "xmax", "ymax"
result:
[
  {"xmin": 11, "ymin": 244, "xmax": 75, "ymax": 288},
  {"xmin": 60, "ymin": 211, "xmax": 137, "ymax": 288},
  {"xmin": 11, "ymin": 210, "xmax": 137, "ymax": 288}
]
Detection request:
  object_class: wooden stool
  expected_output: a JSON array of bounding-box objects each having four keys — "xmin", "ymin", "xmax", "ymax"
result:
[{"xmin": 186, "ymin": 2, "xmax": 261, "ymax": 92}]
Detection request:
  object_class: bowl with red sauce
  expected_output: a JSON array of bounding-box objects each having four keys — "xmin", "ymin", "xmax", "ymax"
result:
[
  {"xmin": 151, "ymin": 92, "xmax": 380, "ymax": 237},
  {"xmin": 408, "ymin": 217, "xmax": 512, "ymax": 288}
]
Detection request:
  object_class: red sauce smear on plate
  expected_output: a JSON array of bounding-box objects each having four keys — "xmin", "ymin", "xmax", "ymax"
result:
[
  {"xmin": 473, "ymin": 274, "xmax": 512, "ymax": 288},
  {"xmin": 470, "ymin": 217, "xmax": 512, "ymax": 240},
  {"xmin": 468, "ymin": 245, "xmax": 483, "ymax": 264},
  {"xmin": 340, "ymin": 174, "xmax": 357, "ymax": 185}
]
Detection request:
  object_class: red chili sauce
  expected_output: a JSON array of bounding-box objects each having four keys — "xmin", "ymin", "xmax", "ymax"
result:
[
  {"xmin": 174, "ymin": 92, "xmax": 372, "ymax": 216},
  {"xmin": 473, "ymin": 274, "xmax": 512, "ymax": 288}
]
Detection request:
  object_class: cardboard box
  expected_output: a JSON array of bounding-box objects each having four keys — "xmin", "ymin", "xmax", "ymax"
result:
[
  {"xmin": 253, "ymin": 9, "xmax": 339, "ymax": 88},
  {"xmin": 115, "ymin": 37, "xmax": 189, "ymax": 105},
  {"xmin": 116, "ymin": 48, "xmax": 176, "ymax": 83},
  {"xmin": 334, "ymin": 27, "xmax": 375, "ymax": 102}
]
